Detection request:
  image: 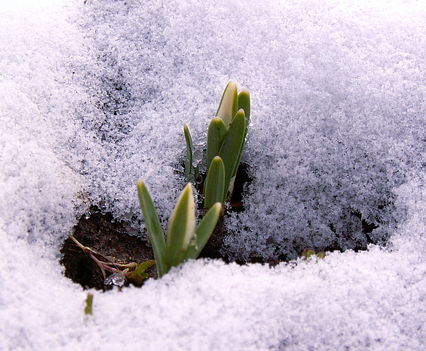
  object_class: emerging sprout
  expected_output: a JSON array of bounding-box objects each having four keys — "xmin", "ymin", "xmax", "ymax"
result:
[
  {"xmin": 183, "ymin": 124, "xmax": 194, "ymax": 181},
  {"xmin": 84, "ymin": 293, "xmax": 93, "ymax": 315},
  {"xmin": 137, "ymin": 80, "xmax": 250, "ymax": 278},
  {"xmin": 137, "ymin": 181, "xmax": 221, "ymax": 277},
  {"xmin": 184, "ymin": 80, "xmax": 251, "ymax": 208},
  {"xmin": 204, "ymin": 156, "xmax": 225, "ymax": 209}
]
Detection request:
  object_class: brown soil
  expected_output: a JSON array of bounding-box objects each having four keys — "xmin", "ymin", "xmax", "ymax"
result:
[{"xmin": 60, "ymin": 209, "xmax": 154, "ymax": 290}]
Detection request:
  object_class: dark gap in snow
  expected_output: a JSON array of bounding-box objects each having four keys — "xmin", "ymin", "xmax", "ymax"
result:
[
  {"xmin": 60, "ymin": 162, "xmax": 253, "ymax": 289},
  {"xmin": 229, "ymin": 163, "xmax": 251, "ymax": 212},
  {"xmin": 60, "ymin": 207, "xmax": 155, "ymax": 290}
]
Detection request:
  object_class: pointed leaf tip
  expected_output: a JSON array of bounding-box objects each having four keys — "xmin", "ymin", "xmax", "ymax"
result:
[
  {"xmin": 216, "ymin": 81, "xmax": 238, "ymax": 128},
  {"xmin": 182, "ymin": 182, "xmax": 193, "ymax": 196},
  {"xmin": 183, "ymin": 125, "xmax": 194, "ymax": 181},
  {"xmin": 238, "ymin": 88, "xmax": 251, "ymax": 120},
  {"xmin": 166, "ymin": 183, "xmax": 196, "ymax": 266},
  {"xmin": 206, "ymin": 117, "xmax": 228, "ymax": 169}
]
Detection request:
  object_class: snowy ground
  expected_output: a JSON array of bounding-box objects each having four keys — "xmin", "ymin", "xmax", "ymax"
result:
[{"xmin": 0, "ymin": 0, "xmax": 425, "ymax": 350}]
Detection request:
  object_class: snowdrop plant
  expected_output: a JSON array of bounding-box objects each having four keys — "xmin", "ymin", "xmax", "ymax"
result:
[
  {"xmin": 137, "ymin": 181, "xmax": 221, "ymax": 277},
  {"xmin": 184, "ymin": 80, "xmax": 251, "ymax": 209}
]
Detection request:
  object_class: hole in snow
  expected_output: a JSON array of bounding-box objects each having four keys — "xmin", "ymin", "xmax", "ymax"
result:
[
  {"xmin": 60, "ymin": 163, "xmax": 253, "ymax": 290},
  {"xmin": 60, "ymin": 208, "xmax": 155, "ymax": 291}
]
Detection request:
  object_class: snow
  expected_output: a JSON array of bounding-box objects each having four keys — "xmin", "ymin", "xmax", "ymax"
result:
[{"xmin": 0, "ymin": 0, "xmax": 425, "ymax": 350}]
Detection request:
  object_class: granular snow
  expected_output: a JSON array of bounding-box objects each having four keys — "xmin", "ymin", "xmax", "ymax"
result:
[{"xmin": 0, "ymin": 0, "xmax": 424, "ymax": 350}]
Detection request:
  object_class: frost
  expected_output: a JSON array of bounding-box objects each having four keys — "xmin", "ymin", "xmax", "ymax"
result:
[{"xmin": 0, "ymin": 0, "xmax": 425, "ymax": 350}]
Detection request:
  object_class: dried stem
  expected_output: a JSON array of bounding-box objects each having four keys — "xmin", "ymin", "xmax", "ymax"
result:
[{"xmin": 69, "ymin": 234, "xmax": 152, "ymax": 287}]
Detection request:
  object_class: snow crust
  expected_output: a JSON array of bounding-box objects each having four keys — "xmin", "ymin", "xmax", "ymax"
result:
[{"xmin": 0, "ymin": 0, "xmax": 425, "ymax": 350}]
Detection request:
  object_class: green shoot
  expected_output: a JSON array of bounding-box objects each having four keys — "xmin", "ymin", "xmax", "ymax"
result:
[
  {"xmin": 216, "ymin": 80, "xmax": 238, "ymax": 128},
  {"xmin": 166, "ymin": 184, "xmax": 196, "ymax": 267},
  {"xmin": 137, "ymin": 181, "xmax": 221, "ymax": 277},
  {"xmin": 204, "ymin": 156, "xmax": 225, "ymax": 209},
  {"xmin": 136, "ymin": 81, "xmax": 251, "ymax": 280},
  {"xmin": 203, "ymin": 81, "xmax": 251, "ymax": 207},
  {"xmin": 218, "ymin": 109, "xmax": 247, "ymax": 200},
  {"xmin": 238, "ymin": 89, "xmax": 251, "ymax": 122},
  {"xmin": 127, "ymin": 260, "xmax": 156, "ymax": 286},
  {"xmin": 136, "ymin": 180, "xmax": 168, "ymax": 277},
  {"xmin": 183, "ymin": 124, "xmax": 194, "ymax": 181},
  {"xmin": 84, "ymin": 293, "xmax": 93, "ymax": 316},
  {"xmin": 184, "ymin": 202, "xmax": 222, "ymax": 260},
  {"xmin": 206, "ymin": 117, "xmax": 228, "ymax": 170}
]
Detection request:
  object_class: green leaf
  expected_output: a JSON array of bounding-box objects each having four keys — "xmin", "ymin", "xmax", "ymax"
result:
[
  {"xmin": 218, "ymin": 109, "xmax": 247, "ymax": 201},
  {"xmin": 206, "ymin": 117, "xmax": 228, "ymax": 170},
  {"xmin": 137, "ymin": 180, "xmax": 168, "ymax": 277},
  {"xmin": 127, "ymin": 260, "xmax": 156, "ymax": 286},
  {"xmin": 228, "ymin": 90, "xmax": 250, "ymax": 194},
  {"xmin": 232, "ymin": 89, "xmax": 250, "ymax": 182},
  {"xmin": 134, "ymin": 260, "xmax": 156, "ymax": 275},
  {"xmin": 204, "ymin": 156, "xmax": 225, "ymax": 209},
  {"xmin": 183, "ymin": 124, "xmax": 193, "ymax": 182},
  {"xmin": 238, "ymin": 88, "xmax": 251, "ymax": 122},
  {"xmin": 166, "ymin": 183, "xmax": 196, "ymax": 267},
  {"xmin": 184, "ymin": 202, "xmax": 222, "ymax": 260},
  {"xmin": 216, "ymin": 80, "xmax": 238, "ymax": 128}
]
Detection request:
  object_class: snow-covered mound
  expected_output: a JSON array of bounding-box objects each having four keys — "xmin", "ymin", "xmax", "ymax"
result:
[{"xmin": 0, "ymin": 0, "xmax": 424, "ymax": 350}]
